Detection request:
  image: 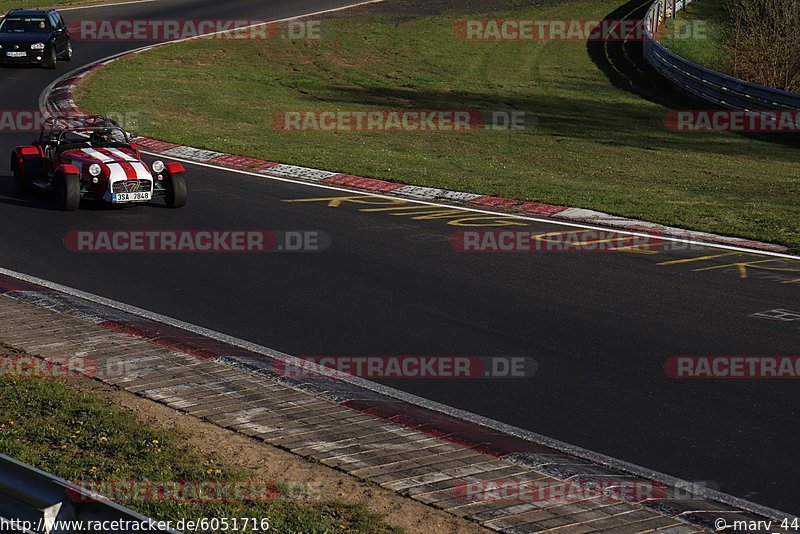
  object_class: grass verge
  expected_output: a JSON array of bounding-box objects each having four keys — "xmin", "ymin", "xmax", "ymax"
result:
[
  {"xmin": 0, "ymin": 346, "xmax": 398, "ymax": 534},
  {"xmin": 75, "ymin": 0, "xmax": 800, "ymax": 250},
  {"xmin": 659, "ymin": 0, "xmax": 730, "ymax": 72}
]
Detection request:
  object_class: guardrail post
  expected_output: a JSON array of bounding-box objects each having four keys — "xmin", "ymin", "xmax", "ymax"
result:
[{"xmin": 654, "ymin": 0, "xmax": 661, "ymax": 33}]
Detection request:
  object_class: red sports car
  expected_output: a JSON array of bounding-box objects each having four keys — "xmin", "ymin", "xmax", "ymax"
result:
[{"xmin": 10, "ymin": 116, "xmax": 186, "ymax": 210}]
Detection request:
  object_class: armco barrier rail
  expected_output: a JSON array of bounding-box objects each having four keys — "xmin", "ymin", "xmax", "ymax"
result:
[
  {"xmin": 0, "ymin": 454, "xmax": 177, "ymax": 534},
  {"xmin": 643, "ymin": 0, "xmax": 800, "ymax": 110}
]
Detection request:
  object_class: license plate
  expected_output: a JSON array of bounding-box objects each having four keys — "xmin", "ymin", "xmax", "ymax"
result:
[
  {"xmin": 6, "ymin": 52, "xmax": 26, "ymax": 58},
  {"xmin": 112, "ymin": 191, "xmax": 152, "ymax": 203}
]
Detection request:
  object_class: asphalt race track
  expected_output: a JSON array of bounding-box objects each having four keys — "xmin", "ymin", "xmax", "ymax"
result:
[{"xmin": 0, "ymin": 0, "xmax": 798, "ymax": 515}]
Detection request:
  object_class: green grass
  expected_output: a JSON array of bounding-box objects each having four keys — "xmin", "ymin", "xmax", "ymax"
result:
[
  {"xmin": 75, "ymin": 0, "xmax": 800, "ymax": 250},
  {"xmin": 0, "ymin": 360, "xmax": 398, "ymax": 533},
  {"xmin": 660, "ymin": 0, "xmax": 731, "ymax": 71}
]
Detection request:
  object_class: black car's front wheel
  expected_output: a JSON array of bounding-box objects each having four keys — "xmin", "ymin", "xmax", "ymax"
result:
[
  {"xmin": 44, "ymin": 47, "xmax": 57, "ymax": 69},
  {"xmin": 60, "ymin": 40, "xmax": 73, "ymax": 61},
  {"xmin": 54, "ymin": 172, "xmax": 80, "ymax": 210},
  {"xmin": 164, "ymin": 172, "xmax": 187, "ymax": 208}
]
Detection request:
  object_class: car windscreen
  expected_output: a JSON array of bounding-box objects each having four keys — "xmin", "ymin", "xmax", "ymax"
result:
[
  {"xmin": 59, "ymin": 132, "xmax": 91, "ymax": 144},
  {"xmin": 0, "ymin": 16, "xmax": 52, "ymax": 34},
  {"xmin": 57, "ymin": 127, "xmax": 128, "ymax": 144}
]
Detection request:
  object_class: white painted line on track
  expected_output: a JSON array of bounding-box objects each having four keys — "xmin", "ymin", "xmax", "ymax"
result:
[{"xmin": 140, "ymin": 149, "xmax": 800, "ymax": 262}]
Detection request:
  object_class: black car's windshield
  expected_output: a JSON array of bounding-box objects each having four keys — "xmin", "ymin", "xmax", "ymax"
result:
[{"xmin": 0, "ymin": 16, "xmax": 52, "ymax": 34}]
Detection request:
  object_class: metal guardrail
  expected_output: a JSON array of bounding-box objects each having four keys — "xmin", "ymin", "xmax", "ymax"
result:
[
  {"xmin": 643, "ymin": 0, "xmax": 800, "ymax": 111},
  {"xmin": 0, "ymin": 454, "xmax": 178, "ymax": 534}
]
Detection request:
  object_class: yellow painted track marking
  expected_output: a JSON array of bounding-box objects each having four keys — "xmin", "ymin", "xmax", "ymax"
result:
[
  {"xmin": 657, "ymin": 253, "xmax": 739, "ymax": 266},
  {"xmin": 693, "ymin": 260, "xmax": 783, "ymax": 279}
]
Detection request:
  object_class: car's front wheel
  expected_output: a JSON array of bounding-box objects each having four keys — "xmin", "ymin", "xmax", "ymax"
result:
[
  {"xmin": 54, "ymin": 172, "xmax": 80, "ymax": 210},
  {"xmin": 164, "ymin": 172, "xmax": 187, "ymax": 208},
  {"xmin": 44, "ymin": 47, "xmax": 57, "ymax": 69},
  {"xmin": 60, "ymin": 40, "xmax": 73, "ymax": 61}
]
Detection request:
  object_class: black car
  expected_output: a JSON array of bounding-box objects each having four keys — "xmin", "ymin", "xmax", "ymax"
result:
[{"xmin": 0, "ymin": 9, "xmax": 72, "ymax": 69}]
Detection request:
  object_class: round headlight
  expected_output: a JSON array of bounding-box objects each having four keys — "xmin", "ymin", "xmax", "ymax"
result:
[
  {"xmin": 151, "ymin": 160, "xmax": 165, "ymax": 174},
  {"xmin": 31, "ymin": 43, "xmax": 45, "ymax": 50},
  {"xmin": 89, "ymin": 164, "xmax": 102, "ymax": 177}
]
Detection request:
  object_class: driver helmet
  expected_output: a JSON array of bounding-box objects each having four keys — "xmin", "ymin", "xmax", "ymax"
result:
[
  {"xmin": 90, "ymin": 129, "xmax": 111, "ymax": 145},
  {"xmin": 90, "ymin": 128, "xmax": 125, "ymax": 144},
  {"xmin": 109, "ymin": 129, "xmax": 126, "ymax": 143}
]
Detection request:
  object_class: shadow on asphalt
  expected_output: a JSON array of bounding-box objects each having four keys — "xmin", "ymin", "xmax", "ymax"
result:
[
  {"xmin": 0, "ymin": 175, "xmax": 56, "ymax": 211},
  {"xmin": 0, "ymin": 175, "xmax": 163, "ymax": 212}
]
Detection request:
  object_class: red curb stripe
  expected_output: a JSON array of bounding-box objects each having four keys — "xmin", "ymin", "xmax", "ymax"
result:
[
  {"xmin": 97, "ymin": 320, "xmax": 272, "ymax": 363},
  {"xmin": 471, "ymin": 196, "xmax": 568, "ymax": 216},
  {"xmin": 99, "ymin": 321, "xmax": 218, "ymax": 361},
  {"xmin": 207, "ymin": 154, "xmax": 279, "ymax": 171},
  {"xmin": 324, "ymin": 174, "xmax": 405, "ymax": 192},
  {"xmin": 0, "ymin": 275, "xmax": 47, "ymax": 294},
  {"xmin": 726, "ymin": 239, "xmax": 784, "ymax": 252},
  {"xmin": 342, "ymin": 399, "xmax": 555, "ymax": 457},
  {"xmin": 515, "ymin": 201, "xmax": 569, "ymax": 216},
  {"xmin": 471, "ymin": 196, "xmax": 524, "ymax": 209},
  {"xmin": 134, "ymin": 138, "xmax": 178, "ymax": 152}
]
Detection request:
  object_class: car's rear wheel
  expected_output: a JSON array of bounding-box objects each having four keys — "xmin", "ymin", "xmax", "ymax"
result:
[
  {"xmin": 44, "ymin": 47, "xmax": 57, "ymax": 70},
  {"xmin": 60, "ymin": 40, "xmax": 73, "ymax": 61},
  {"xmin": 54, "ymin": 172, "xmax": 80, "ymax": 210},
  {"xmin": 164, "ymin": 172, "xmax": 187, "ymax": 208}
]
